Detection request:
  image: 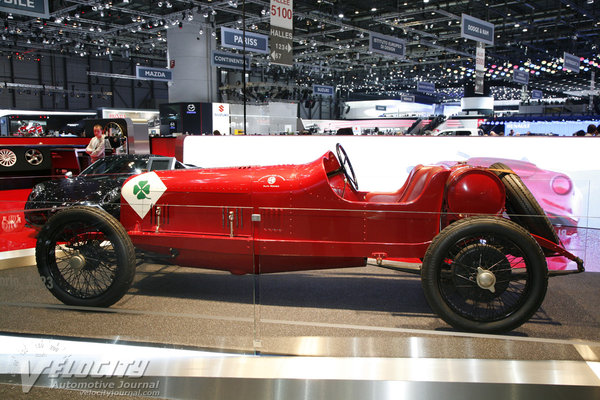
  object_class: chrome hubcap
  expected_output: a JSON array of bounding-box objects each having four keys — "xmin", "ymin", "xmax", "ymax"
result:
[
  {"xmin": 476, "ymin": 267, "xmax": 496, "ymax": 293},
  {"xmin": 69, "ymin": 254, "xmax": 86, "ymax": 271}
]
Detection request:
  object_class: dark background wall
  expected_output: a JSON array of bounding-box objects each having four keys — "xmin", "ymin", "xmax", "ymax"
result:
[{"xmin": 0, "ymin": 54, "xmax": 169, "ymax": 111}]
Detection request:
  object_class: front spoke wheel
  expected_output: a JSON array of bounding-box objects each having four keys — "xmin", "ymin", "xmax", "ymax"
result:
[{"xmin": 36, "ymin": 206, "xmax": 136, "ymax": 307}]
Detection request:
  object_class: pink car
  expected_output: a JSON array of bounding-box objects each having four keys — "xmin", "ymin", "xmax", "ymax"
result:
[{"xmin": 439, "ymin": 158, "xmax": 579, "ymax": 270}]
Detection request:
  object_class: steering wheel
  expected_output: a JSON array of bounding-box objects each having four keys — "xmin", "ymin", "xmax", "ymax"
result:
[{"xmin": 336, "ymin": 143, "xmax": 359, "ymax": 191}]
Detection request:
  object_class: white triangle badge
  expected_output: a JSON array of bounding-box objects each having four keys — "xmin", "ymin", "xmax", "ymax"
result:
[{"xmin": 122, "ymin": 172, "xmax": 167, "ymax": 219}]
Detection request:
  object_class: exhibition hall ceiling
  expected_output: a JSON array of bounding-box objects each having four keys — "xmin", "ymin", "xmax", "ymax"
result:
[{"xmin": 0, "ymin": 0, "xmax": 598, "ymax": 99}]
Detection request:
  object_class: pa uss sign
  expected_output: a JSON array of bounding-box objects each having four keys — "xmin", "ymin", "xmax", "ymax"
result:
[{"xmin": 136, "ymin": 66, "xmax": 173, "ymax": 82}]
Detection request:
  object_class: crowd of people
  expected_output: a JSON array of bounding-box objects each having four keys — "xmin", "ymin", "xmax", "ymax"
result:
[{"xmin": 573, "ymin": 124, "xmax": 599, "ymax": 136}]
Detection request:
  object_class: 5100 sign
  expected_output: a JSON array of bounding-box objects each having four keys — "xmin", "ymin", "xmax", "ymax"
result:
[
  {"xmin": 271, "ymin": 4, "xmax": 292, "ymax": 19},
  {"xmin": 270, "ymin": 0, "xmax": 293, "ymax": 30}
]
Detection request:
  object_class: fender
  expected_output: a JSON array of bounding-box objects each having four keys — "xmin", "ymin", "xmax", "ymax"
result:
[{"xmin": 443, "ymin": 165, "xmax": 505, "ymax": 224}]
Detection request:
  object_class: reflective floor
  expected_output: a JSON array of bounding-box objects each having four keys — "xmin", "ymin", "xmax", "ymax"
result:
[
  {"xmin": 0, "ymin": 261, "xmax": 599, "ymax": 398},
  {"xmin": 1, "ymin": 334, "xmax": 599, "ymax": 399}
]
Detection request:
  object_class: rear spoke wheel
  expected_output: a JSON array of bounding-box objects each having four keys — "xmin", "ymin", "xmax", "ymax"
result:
[{"xmin": 421, "ymin": 216, "xmax": 548, "ymax": 333}]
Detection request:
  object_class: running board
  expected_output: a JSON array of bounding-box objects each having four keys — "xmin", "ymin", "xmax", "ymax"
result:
[
  {"xmin": 369, "ymin": 260, "xmax": 581, "ymax": 278},
  {"xmin": 137, "ymin": 248, "xmax": 179, "ymax": 265},
  {"xmin": 367, "ymin": 260, "xmax": 422, "ymax": 275},
  {"xmin": 548, "ymin": 269, "xmax": 584, "ymax": 278}
]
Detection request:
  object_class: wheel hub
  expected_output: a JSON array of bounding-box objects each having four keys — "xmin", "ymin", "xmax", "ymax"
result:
[
  {"xmin": 68, "ymin": 254, "xmax": 86, "ymax": 271},
  {"xmin": 476, "ymin": 267, "xmax": 496, "ymax": 293},
  {"xmin": 451, "ymin": 243, "xmax": 511, "ymax": 302}
]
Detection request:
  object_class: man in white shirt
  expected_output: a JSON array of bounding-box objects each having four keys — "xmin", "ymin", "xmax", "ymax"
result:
[{"xmin": 86, "ymin": 124, "xmax": 111, "ymax": 163}]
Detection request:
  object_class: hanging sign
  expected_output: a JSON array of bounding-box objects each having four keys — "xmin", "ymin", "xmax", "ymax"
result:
[
  {"xmin": 270, "ymin": 0, "xmax": 294, "ymax": 66},
  {"xmin": 0, "ymin": 0, "xmax": 49, "ymax": 18},
  {"xmin": 513, "ymin": 69, "xmax": 530, "ymax": 85},
  {"xmin": 563, "ymin": 52, "xmax": 580, "ymax": 73},
  {"xmin": 417, "ymin": 81, "xmax": 435, "ymax": 94},
  {"xmin": 369, "ymin": 32, "xmax": 406, "ymax": 58},
  {"xmin": 461, "ymin": 14, "xmax": 494, "ymax": 45},
  {"xmin": 221, "ymin": 27, "xmax": 269, "ymax": 54}
]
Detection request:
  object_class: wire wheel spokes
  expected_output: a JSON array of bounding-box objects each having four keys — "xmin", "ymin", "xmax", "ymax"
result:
[
  {"xmin": 104, "ymin": 122, "xmax": 125, "ymax": 138},
  {"xmin": 50, "ymin": 221, "xmax": 119, "ymax": 299},
  {"xmin": 438, "ymin": 234, "xmax": 531, "ymax": 322}
]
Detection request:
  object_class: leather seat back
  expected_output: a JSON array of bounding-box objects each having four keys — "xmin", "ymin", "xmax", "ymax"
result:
[{"xmin": 365, "ymin": 165, "xmax": 445, "ymax": 204}]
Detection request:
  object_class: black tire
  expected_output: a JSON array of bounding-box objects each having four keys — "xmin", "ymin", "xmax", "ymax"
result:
[
  {"xmin": 489, "ymin": 162, "xmax": 560, "ymax": 245},
  {"xmin": 421, "ymin": 216, "xmax": 548, "ymax": 333},
  {"xmin": 36, "ymin": 206, "xmax": 136, "ymax": 307}
]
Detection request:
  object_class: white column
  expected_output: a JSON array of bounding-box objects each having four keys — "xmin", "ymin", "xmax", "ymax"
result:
[{"xmin": 167, "ymin": 20, "xmax": 218, "ymax": 103}]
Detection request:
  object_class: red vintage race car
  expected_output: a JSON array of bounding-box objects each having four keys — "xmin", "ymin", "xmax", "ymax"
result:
[{"xmin": 34, "ymin": 144, "xmax": 584, "ymax": 333}]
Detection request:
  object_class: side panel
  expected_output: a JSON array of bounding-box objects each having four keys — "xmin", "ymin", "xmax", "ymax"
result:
[
  {"xmin": 121, "ymin": 157, "xmax": 450, "ymax": 274},
  {"xmin": 127, "ymin": 232, "xmax": 253, "ymax": 275},
  {"xmin": 251, "ymin": 155, "xmax": 367, "ymax": 272},
  {"xmin": 122, "ymin": 168, "xmax": 255, "ymax": 274},
  {"xmin": 252, "ymin": 157, "xmax": 449, "ymax": 272}
]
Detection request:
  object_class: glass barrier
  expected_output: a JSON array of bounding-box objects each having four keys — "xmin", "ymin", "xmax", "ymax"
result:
[
  {"xmin": 0, "ymin": 169, "xmax": 258, "ymax": 355},
  {"xmin": 1, "ymin": 158, "xmax": 599, "ymax": 393},
  {"xmin": 254, "ymin": 217, "xmax": 596, "ymax": 355}
]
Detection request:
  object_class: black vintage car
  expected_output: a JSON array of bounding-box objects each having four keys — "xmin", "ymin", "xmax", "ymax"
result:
[{"xmin": 24, "ymin": 154, "xmax": 189, "ymax": 227}]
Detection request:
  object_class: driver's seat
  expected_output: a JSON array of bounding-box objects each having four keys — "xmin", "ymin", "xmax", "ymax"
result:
[{"xmin": 365, "ymin": 165, "xmax": 443, "ymax": 203}]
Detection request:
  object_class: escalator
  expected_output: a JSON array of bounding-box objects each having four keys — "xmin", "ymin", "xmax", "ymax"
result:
[
  {"xmin": 406, "ymin": 118, "xmax": 423, "ymax": 135},
  {"xmin": 422, "ymin": 115, "xmax": 447, "ymax": 134}
]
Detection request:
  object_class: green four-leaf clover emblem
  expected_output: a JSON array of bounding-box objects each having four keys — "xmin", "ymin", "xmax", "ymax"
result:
[{"xmin": 133, "ymin": 180, "xmax": 150, "ymax": 200}]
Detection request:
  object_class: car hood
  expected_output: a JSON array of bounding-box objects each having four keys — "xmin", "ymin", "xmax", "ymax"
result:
[{"xmin": 29, "ymin": 174, "xmax": 128, "ymax": 205}]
